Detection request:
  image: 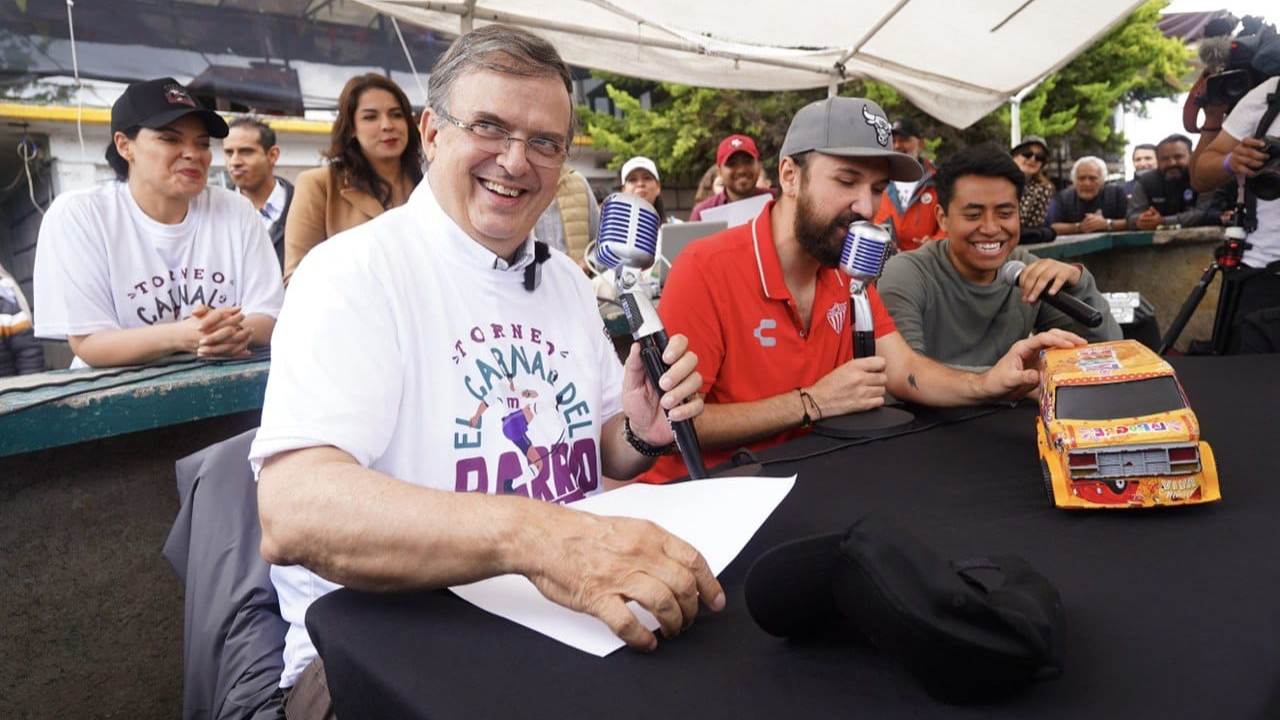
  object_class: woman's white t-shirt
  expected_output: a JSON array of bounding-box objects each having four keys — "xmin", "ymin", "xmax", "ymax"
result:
[
  {"xmin": 249, "ymin": 179, "xmax": 625, "ymax": 687},
  {"xmin": 33, "ymin": 182, "xmax": 284, "ymax": 365}
]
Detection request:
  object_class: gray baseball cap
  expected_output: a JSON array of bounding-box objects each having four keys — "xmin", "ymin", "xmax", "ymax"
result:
[{"xmin": 779, "ymin": 97, "xmax": 922, "ymax": 181}]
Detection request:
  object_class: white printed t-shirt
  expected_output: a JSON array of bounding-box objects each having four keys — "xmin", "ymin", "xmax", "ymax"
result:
[
  {"xmin": 249, "ymin": 179, "xmax": 625, "ymax": 688},
  {"xmin": 1223, "ymin": 76, "xmax": 1280, "ymax": 268},
  {"xmin": 33, "ymin": 182, "xmax": 284, "ymax": 366}
]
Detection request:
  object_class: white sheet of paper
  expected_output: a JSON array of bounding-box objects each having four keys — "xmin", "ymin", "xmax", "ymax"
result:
[
  {"xmin": 699, "ymin": 192, "xmax": 771, "ymax": 228},
  {"xmin": 450, "ymin": 474, "xmax": 796, "ymax": 657}
]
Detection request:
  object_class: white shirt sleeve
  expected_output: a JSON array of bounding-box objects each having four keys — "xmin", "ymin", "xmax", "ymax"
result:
[
  {"xmin": 1222, "ymin": 77, "xmax": 1279, "ymax": 140},
  {"xmin": 232, "ymin": 197, "xmax": 285, "ymax": 318},
  {"xmin": 32, "ymin": 193, "xmax": 120, "ymax": 339},
  {"xmin": 249, "ymin": 238, "xmax": 404, "ymax": 473}
]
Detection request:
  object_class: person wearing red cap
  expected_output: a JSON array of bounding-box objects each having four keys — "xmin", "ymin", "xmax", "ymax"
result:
[
  {"xmin": 688, "ymin": 134, "xmax": 773, "ymax": 221},
  {"xmin": 872, "ymin": 116, "xmax": 942, "ymax": 252}
]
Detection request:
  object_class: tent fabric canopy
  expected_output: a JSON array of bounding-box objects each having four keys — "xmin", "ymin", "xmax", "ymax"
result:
[{"xmin": 354, "ymin": 0, "xmax": 1145, "ymax": 129}]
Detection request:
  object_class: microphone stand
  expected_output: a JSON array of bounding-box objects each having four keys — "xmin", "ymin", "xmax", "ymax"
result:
[
  {"xmin": 813, "ymin": 282, "xmax": 915, "ymax": 439},
  {"xmin": 614, "ymin": 264, "xmax": 710, "ymax": 479}
]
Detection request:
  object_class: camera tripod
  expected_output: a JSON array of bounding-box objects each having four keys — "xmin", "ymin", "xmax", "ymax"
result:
[{"xmin": 1157, "ymin": 213, "xmax": 1253, "ymax": 355}]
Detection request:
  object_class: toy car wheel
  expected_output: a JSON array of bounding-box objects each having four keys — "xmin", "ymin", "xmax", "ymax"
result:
[
  {"xmin": 1107, "ymin": 479, "xmax": 1128, "ymax": 494},
  {"xmin": 1040, "ymin": 458, "xmax": 1055, "ymax": 505}
]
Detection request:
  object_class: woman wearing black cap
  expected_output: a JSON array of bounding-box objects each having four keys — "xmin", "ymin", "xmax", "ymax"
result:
[{"xmin": 33, "ymin": 77, "xmax": 283, "ymax": 368}]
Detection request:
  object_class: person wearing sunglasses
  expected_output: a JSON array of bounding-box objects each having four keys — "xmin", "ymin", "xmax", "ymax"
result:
[
  {"xmin": 251, "ymin": 25, "xmax": 717, "ymax": 714},
  {"xmin": 1011, "ymin": 136, "xmax": 1055, "ymax": 236}
]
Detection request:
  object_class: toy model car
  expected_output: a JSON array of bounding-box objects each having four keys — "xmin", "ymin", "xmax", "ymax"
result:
[{"xmin": 1036, "ymin": 340, "xmax": 1221, "ymax": 509}]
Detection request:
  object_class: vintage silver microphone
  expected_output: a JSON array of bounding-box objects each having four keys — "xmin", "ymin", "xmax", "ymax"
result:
[
  {"xmin": 597, "ymin": 193, "xmax": 708, "ymax": 479},
  {"xmin": 838, "ymin": 222, "xmax": 895, "ymax": 359},
  {"xmin": 815, "ymin": 221, "xmax": 914, "ymax": 438}
]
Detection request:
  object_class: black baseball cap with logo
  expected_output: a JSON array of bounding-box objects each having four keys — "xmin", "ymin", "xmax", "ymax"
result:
[{"xmin": 110, "ymin": 77, "xmax": 229, "ymax": 138}]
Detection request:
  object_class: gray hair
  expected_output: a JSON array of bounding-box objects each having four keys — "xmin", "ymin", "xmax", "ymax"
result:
[
  {"xmin": 427, "ymin": 24, "xmax": 575, "ymax": 144},
  {"xmin": 1071, "ymin": 155, "xmax": 1107, "ymax": 182}
]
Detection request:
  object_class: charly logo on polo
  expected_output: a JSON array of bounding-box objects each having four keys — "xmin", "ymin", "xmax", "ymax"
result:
[
  {"xmin": 862, "ymin": 105, "xmax": 892, "ymax": 147},
  {"xmin": 826, "ymin": 301, "xmax": 847, "ymax": 334},
  {"xmin": 753, "ymin": 318, "xmax": 777, "ymax": 348}
]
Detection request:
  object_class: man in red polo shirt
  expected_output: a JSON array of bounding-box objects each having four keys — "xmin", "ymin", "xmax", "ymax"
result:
[
  {"xmin": 689, "ymin": 134, "xmax": 774, "ymax": 221},
  {"xmin": 643, "ymin": 97, "xmax": 1084, "ymax": 483}
]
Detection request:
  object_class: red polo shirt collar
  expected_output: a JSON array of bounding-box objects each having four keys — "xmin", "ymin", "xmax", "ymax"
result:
[{"xmin": 751, "ymin": 199, "xmax": 849, "ymax": 309}]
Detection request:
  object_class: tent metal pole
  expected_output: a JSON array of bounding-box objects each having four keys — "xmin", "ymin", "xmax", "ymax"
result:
[
  {"xmin": 1009, "ymin": 77, "xmax": 1045, "ymax": 145},
  {"xmin": 460, "ymin": 0, "xmax": 475, "ymax": 32},
  {"xmin": 1010, "ymin": 97, "xmax": 1021, "ymax": 146}
]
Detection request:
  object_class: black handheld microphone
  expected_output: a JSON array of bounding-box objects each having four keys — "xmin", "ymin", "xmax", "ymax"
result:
[
  {"xmin": 1000, "ymin": 260, "xmax": 1104, "ymax": 328},
  {"xmin": 598, "ymin": 193, "xmax": 708, "ymax": 479}
]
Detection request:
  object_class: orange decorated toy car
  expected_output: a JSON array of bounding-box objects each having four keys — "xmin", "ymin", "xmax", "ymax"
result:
[{"xmin": 1036, "ymin": 340, "xmax": 1221, "ymax": 509}]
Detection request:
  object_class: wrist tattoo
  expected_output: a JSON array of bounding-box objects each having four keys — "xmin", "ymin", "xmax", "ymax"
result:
[{"xmin": 908, "ymin": 373, "xmax": 919, "ymax": 390}]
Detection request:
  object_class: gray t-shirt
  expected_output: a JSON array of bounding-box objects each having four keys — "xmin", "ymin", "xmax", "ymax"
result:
[{"xmin": 878, "ymin": 240, "xmax": 1121, "ymax": 370}]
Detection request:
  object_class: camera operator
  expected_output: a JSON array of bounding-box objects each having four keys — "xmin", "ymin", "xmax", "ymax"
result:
[{"xmin": 1190, "ymin": 20, "xmax": 1280, "ymax": 351}]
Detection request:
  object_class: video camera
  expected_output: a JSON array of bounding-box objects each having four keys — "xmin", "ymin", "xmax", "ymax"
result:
[
  {"xmin": 1200, "ymin": 15, "xmax": 1279, "ymax": 110},
  {"xmin": 1184, "ymin": 15, "xmax": 1280, "ymax": 133},
  {"xmin": 1181, "ymin": 15, "xmax": 1280, "ymax": 200}
]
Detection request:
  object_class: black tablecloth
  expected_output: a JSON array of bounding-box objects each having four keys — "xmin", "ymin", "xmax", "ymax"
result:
[{"xmin": 308, "ymin": 355, "xmax": 1280, "ymax": 719}]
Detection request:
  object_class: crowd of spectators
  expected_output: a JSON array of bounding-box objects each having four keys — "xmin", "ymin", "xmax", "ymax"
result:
[{"xmin": 4, "ymin": 67, "xmax": 1244, "ymax": 380}]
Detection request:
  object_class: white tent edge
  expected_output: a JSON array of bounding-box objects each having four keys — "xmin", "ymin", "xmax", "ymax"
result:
[{"xmin": 355, "ymin": 0, "xmax": 1148, "ymax": 131}]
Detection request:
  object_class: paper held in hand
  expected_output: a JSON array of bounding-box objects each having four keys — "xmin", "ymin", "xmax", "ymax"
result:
[{"xmin": 450, "ymin": 474, "xmax": 796, "ymax": 656}]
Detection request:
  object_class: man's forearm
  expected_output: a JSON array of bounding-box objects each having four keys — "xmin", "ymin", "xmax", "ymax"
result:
[
  {"xmin": 691, "ymin": 390, "xmax": 806, "ymax": 450},
  {"xmin": 1193, "ymin": 147, "xmax": 1231, "ymax": 192},
  {"xmin": 886, "ymin": 351, "xmax": 984, "ymax": 408},
  {"xmin": 1190, "ymin": 123, "xmax": 1225, "ymax": 191},
  {"xmin": 259, "ymin": 446, "xmax": 555, "ymax": 591}
]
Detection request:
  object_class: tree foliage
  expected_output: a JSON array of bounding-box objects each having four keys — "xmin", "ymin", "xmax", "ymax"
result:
[{"xmin": 580, "ymin": 0, "xmax": 1190, "ymax": 181}]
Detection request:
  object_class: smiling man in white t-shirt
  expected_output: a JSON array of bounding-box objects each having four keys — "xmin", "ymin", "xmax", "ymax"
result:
[{"xmin": 250, "ymin": 25, "xmax": 719, "ymax": 714}]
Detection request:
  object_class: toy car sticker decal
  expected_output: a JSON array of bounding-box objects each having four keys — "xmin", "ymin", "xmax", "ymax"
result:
[
  {"xmin": 1077, "ymin": 419, "xmax": 1185, "ymax": 441},
  {"xmin": 1074, "ymin": 345, "xmax": 1121, "ymax": 373}
]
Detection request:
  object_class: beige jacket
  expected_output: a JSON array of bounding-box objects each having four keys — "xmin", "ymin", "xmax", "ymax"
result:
[{"xmin": 283, "ymin": 166, "xmax": 411, "ymax": 285}]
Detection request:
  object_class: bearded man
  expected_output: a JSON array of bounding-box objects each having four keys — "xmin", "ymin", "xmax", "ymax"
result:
[{"xmin": 640, "ymin": 98, "xmax": 1084, "ymax": 483}]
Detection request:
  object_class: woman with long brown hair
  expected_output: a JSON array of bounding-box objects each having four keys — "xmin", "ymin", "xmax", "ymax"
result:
[{"xmin": 283, "ymin": 73, "xmax": 424, "ymax": 283}]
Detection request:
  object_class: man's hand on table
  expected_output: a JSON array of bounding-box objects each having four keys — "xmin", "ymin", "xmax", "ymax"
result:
[
  {"xmin": 977, "ymin": 328, "xmax": 1085, "ymax": 403},
  {"xmin": 1079, "ymin": 212, "xmax": 1109, "ymax": 234},
  {"xmin": 1135, "ymin": 207, "xmax": 1163, "ymax": 231},
  {"xmin": 525, "ymin": 506, "xmax": 726, "ymax": 651}
]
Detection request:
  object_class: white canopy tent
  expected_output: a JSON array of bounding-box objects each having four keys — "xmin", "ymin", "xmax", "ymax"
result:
[{"xmin": 354, "ymin": 0, "xmax": 1146, "ymax": 130}]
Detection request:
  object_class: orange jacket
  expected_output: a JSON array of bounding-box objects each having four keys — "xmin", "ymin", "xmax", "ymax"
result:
[{"xmin": 873, "ymin": 159, "xmax": 941, "ymax": 252}]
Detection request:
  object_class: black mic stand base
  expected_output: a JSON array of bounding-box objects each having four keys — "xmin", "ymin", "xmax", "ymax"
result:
[{"xmin": 812, "ymin": 406, "xmax": 915, "ymax": 439}]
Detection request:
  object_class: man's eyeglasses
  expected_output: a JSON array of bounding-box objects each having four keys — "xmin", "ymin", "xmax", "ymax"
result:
[
  {"xmin": 433, "ymin": 108, "xmax": 568, "ymax": 168},
  {"xmin": 1019, "ymin": 150, "xmax": 1047, "ymax": 163}
]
